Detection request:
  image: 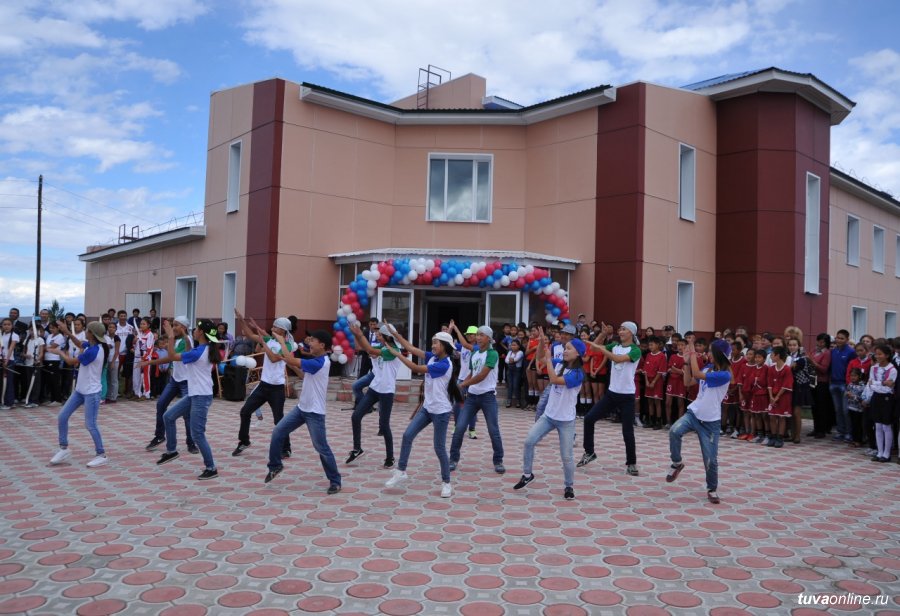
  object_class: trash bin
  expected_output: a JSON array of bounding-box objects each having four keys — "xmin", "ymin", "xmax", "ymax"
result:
[{"xmin": 222, "ymin": 364, "xmax": 248, "ymax": 401}]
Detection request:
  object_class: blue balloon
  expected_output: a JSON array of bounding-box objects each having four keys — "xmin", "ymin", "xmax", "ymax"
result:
[
  {"xmin": 359, "ymin": 296, "xmax": 369, "ymax": 307},
  {"xmin": 333, "ymin": 321, "xmax": 341, "ymax": 330},
  {"xmin": 439, "ymin": 273, "xmax": 448, "ymax": 284},
  {"xmin": 338, "ymin": 317, "xmax": 348, "ymax": 327},
  {"xmin": 433, "ymin": 279, "xmax": 441, "ymax": 287},
  {"xmin": 552, "ymin": 307, "xmax": 561, "ymax": 316}
]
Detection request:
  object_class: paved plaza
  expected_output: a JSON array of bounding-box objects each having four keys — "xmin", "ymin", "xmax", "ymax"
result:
[{"xmin": 1, "ymin": 393, "xmax": 899, "ymax": 615}]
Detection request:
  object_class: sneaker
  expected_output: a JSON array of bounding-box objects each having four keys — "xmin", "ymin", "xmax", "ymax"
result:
[
  {"xmin": 707, "ymin": 490, "xmax": 721, "ymax": 504},
  {"xmin": 46, "ymin": 401, "xmax": 61, "ymax": 407},
  {"xmin": 468, "ymin": 430, "xmax": 477, "ymax": 439},
  {"xmin": 634, "ymin": 417, "xmax": 643, "ymax": 428},
  {"xmin": 666, "ymin": 462, "xmax": 685, "ymax": 482},
  {"xmin": 156, "ymin": 451, "xmax": 179, "ymax": 465},
  {"xmin": 86, "ymin": 455, "xmax": 108, "ymax": 468},
  {"xmin": 564, "ymin": 487, "xmax": 575, "ymax": 500},
  {"xmin": 264, "ymin": 467, "xmax": 283, "ymax": 483},
  {"xmin": 843, "ymin": 435, "xmax": 853, "ymax": 443},
  {"xmin": 664, "ymin": 424, "xmax": 671, "ymax": 431},
  {"xmin": 832, "ymin": 433, "xmax": 844, "ymax": 441},
  {"xmin": 730, "ymin": 431, "xmax": 739, "ymax": 439},
  {"xmin": 281, "ymin": 450, "xmax": 292, "ymax": 459},
  {"xmin": 345, "ymin": 449, "xmax": 365, "ymax": 464},
  {"xmin": 383, "ymin": 457, "xmax": 395, "ymax": 469},
  {"xmin": 145, "ymin": 436, "xmax": 165, "ymax": 451},
  {"xmin": 448, "ymin": 460, "xmax": 457, "ymax": 472},
  {"xmin": 494, "ymin": 463, "xmax": 506, "ymax": 474},
  {"xmin": 753, "ymin": 435, "xmax": 764, "ymax": 444},
  {"xmin": 385, "ymin": 470, "xmax": 408, "ymax": 488},
  {"xmin": 198, "ymin": 469, "xmax": 218, "ymax": 481},
  {"xmin": 766, "ymin": 437, "xmax": 776, "ymax": 447},
  {"xmin": 773, "ymin": 438, "xmax": 783, "ymax": 448},
  {"xmin": 24, "ymin": 403, "xmax": 38, "ymax": 409},
  {"xmin": 513, "ymin": 474, "xmax": 535, "ymax": 490},
  {"xmin": 576, "ymin": 452, "xmax": 597, "ymax": 468},
  {"xmin": 327, "ymin": 484, "xmax": 342, "ymax": 495},
  {"xmin": 626, "ymin": 464, "xmax": 640, "ymax": 476},
  {"xmin": 741, "ymin": 433, "xmax": 755, "ymax": 441},
  {"xmin": 441, "ymin": 483, "xmax": 452, "ymax": 498},
  {"xmin": 50, "ymin": 449, "xmax": 72, "ymax": 465},
  {"xmin": 761, "ymin": 437, "xmax": 770, "ymax": 446},
  {"xmin": 0, "ymin": 405, "xmax": 11, "ymax": 410},
  {"xmin": 871, "ymin": 455, "xmax": 881, "ymax": 462},
  {"xmin": 231, "ymin": 443, "xmax": 250, "ymax": 457},
  {"xmin": 188, "ymin": 445, "xmax": 200, "ymax": 455}
]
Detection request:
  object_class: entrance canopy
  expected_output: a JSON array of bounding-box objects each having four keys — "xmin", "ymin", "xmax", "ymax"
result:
[{"xmin": 328, "ymin": 249, "xmax": 580, "ymax": 365}]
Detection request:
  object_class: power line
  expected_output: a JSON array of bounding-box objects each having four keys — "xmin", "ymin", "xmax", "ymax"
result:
[
  {"xmin": 42, "ymin": 181, "xmax": 158, "ymax": 225},
  {"xmin": 42, "ymin": 197, "xmax": 121, "ymax": 229}
]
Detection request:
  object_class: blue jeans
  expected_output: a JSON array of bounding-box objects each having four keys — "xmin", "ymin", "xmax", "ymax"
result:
[
  {"xmin": 523, "ymin": 414, "xmax": 575, "ymax": 487},
  {"xmin": 398, "ymin": 408, "xmax": 451, "ymax": 483},
  {"xmin": 268, "ymin": 407, "xmax": 341, "ymax": 487},
  {"xmin": 669, "ymin": 410, "xmax": 720, "ymax": 491},
  {"xmin": 155, "ymin": 378, "xmax": 193, "ymax": 447},
  {"xmin": 506, "ymin": 366, "xmax": 521, "ymax": 405},
  {"xmin": 452, "ymin": 384, "xmax": 477, "ymax": 431},
  {"xmin": 450, "ymin": 391, "xmax": 503, "ymax": 465},
  {"xmin": 164, "ymin": 395, "xmax": 215, "ymax": 470},
  {"xmin": 58, "ymin": 391, "xmax": 104, "ymax": 454},
  {"xmin": 352, "ymin": 371, "xmax": 374, "ymax": 406},
  {"xmin": 352, "ymin": 388, "xmax": 394, "ymax": 458},
  {"xmin": 829, "ymin": 383, "xmax": 848, "ymax": 436},
  {"xmin": 534, "ymin": 387, "xmax": 551, "ymax": 421}
]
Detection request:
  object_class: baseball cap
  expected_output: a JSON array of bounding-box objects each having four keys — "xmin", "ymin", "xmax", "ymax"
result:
[
  {"xmin": 174, "ymin": 315, "xmax": 191, "ymax": 329},
  {"xmin": 433, "ymin": 332, "xmax": 454, "ymax": 346},
  {"xmin": 196, "ymin": 319, "xmax": 220, "ymax": 343},
  {"xmin": 711, "ymin": 339, "xmax": 732, "ymax": 357},
  {"xmin": 86, "ymin": 321, "xmax": 106, "ymax": 341},
  {"xmin": 561, "ymin": 324, "xmax": 577, "ymax": 336},
  {"xmin": 465, "ymin": 326, "xmax": 478, "ymax": 335}
]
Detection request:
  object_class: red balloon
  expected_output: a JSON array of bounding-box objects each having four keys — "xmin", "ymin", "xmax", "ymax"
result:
[
  {"xmin": 525, "ymin": 273, "xmax": 535, "ymax": 283},
  {"xmin": 431, "ymin": 267, "xmax": 442, "ymax": 278},
  {"xmin": 347, "ymin": 291, "xmax": 357, "ymax": 302},
  {"xmin": 434, "ymin": 259, "xmax": 442, "ymax": 267},
  {"xmin": 378, "ymin": 275, "xmax": 389, "ymax": 286},
  {"xmin": 341, "ymin": 294, "xmax": 350, "ymax": 305},
  {"xmin": 351, "ymin": 302, "xmax": 360, "ymax": 312},
  {"xmin": 385, "ymin": 265, "xmax": 395, "ymax": 276},
  {"xmin": 335, "ymin": 331, "xmax": 346, "ymax": 340},
  {"xmin": 332, "ymin": 336, "xmax": 341, "ymax": 346},
  {"xmin": 479, "ymin": 270, "xmax": 489, "ymax": 280},
  {"xmin": 422, "ymin": 272, "xmax": 433, "ymax": 284},
  {"xmin": 515, "ymin": 278, "xmax": 526, "ymax": 288}
]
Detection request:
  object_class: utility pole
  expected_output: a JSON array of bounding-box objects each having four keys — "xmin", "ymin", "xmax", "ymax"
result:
[{"xmin": 35, "ymin": 175, "xmax": 42, "ymax": 317}]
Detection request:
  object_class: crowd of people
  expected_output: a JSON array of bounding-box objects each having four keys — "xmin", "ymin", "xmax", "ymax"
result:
[{"xmin": 3, "ymin": 303, "xmax": 897, "ymax": 504}]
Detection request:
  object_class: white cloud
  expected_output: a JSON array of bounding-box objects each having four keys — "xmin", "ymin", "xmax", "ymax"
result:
[
  {"xmin": 0, "ymin": 3, "xmax": 104, "ymax": 55},
  {"xmin": 49, "ymin": 0, "xmax": 208, "ymax": 31}
]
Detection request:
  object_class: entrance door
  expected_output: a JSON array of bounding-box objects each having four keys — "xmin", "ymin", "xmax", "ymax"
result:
[
  {"xmin": 486, "ymin": 291, "xmax": 520, "ymax": 334},
  {"xmin": 377, "ymin": 288, "xmax": 414, "ymax": 380}
]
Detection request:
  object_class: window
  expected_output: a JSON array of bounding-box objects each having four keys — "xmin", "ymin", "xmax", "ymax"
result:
[
  {"xmin": 804, "ymin": 173, "xmax": 820, "ymax": 293},
  {"xmin": 873, "ymin": 226, "xmax": 885, "ymax": 273},
  {"xmin": 678, "ymin": 144, "xmax": 696, "ymax": 222},
  {"xmin": 427, "ymin": 154, "xmax": 492, "ymax": 222},
  {"xmin": 175, "ymin": 277, "xmax": 197, "ymax": 325},
  {"xmin": 227, "ymin": 140, "xmax": 242, "ymax": 213},
  {"xmin": 846, "ymin": 215, "xmax": 859, "ymax": 266},
  {"xmin": 851, "ymin": 306, "xmax": 867, "ymax": 342},
  {"xmin": 222, "ymin": 272, "xmax": 236, "ymax": 333},
  {"xmin": 886, "ymin": 311, "xmax": 897, "ymax": 338},
  {"xmin": 676, "ymin": 281, "xmax": 694, "ymax": 334}
]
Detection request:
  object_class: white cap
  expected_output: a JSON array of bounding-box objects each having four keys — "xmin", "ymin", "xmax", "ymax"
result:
[
  {"xmin": 477, "ymin": 325, "xmax": 494, "ymax": 339},
  {"xmin": 433, "ymin": 332, "xmax": 454, "ymax": 346},
  {"xmin": 174, "ymin": 315, "xmax": 191, "ymax": 329},
  {"xmin": 273, "ymin": 317, "xmax": 292, "ymax": 332}
]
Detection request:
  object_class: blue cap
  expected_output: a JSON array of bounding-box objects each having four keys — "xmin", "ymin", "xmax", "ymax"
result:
[{"xmin": 570, "ymin": 338, "xmax": 587, "ymax": 357}]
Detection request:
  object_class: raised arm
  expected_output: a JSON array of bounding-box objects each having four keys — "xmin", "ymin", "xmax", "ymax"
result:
[
  {"xmin": 449, "ymin": 320, "xmax": 474, "ymax": 351},
  {"xmin": 349, "ymin": 323, "xmax": 380, "ymax": 357},
  {"xmin": 234, "ymin": 309, "xmax": 263, "ymax": 344},
  {"xmin": 56, "ymin": 320, "xmax": 82, "ymax": 349},
  {"xmin": 272, "ymin": 331, "xmax": 303, "ymax": 369},
  {"xmin": 386, "ymin": 323, "xmax": 425, "ymax": 359},
  {"xmin": 543, "ymin": 344, "xmax": 566, "ymax": 386},
  {"xmin": 385, "ymin": 345, "xmax": 428, "ymax": 374}
]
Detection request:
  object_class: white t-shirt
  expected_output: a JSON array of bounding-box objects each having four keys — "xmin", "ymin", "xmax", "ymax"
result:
[
  {"xmin": 369, "ymin": 344, "xmax": 400, "ymax": 394},
  {"xmin": 467, "ymin": 346, "xmax": 499, "ymax": 395},
  {"xmin": 506, "ymin": 350, "xmax": 524, "ymax": 367},
  {"xmin": 607, "ymin": 343, "xmax": 641, "ymax": 394},
  {"xmin": 0, "ymin": 332, "xmax": 20, "ymax": 361},
  {"xmin": 44, "ymin": 333, "xmax": 65, "ymax": 361},
  {"xmin": 543, "ymin": 366, "xmax": 584, "ymax": 422},
  {"xmin": 75, "ymin": 342, "xmax": 107, "ymax": 396},
  {"xmin": 71, "ymin": 331, "xmax": 86, "ymax": 358},
  {"xmin": 297, "ymin": 355, "xmax": 330, "ymax": 415},
  {"xmin": 423, "ymin": 352, "xmax": 453, "ymax": 415},
  {"xmin": 115, "ymin": 322, "xmax": 134, "ymax": 350},
  {"xmin": 135, "ymin": 330, "xmax": 155, "ymax": 360},
  {"xmin": 765, "ymin": 354, "xmax": 793, "ymax": 367},
  {"xmin": 171, "ymin": 337, "xmax": 192, "ymax": 382},
  {"xmin": 458, "ymin": 345, "xmax": 472, "ymax": 382},
  {"xmin": 261, "ymin": 337, "xmax": 295, "ymax": 385},
  {"xmin": 182, "ymin": 345, "xmax": 214, "ymax": 397},
  {"xmin": 687, "ymin": 367, "xmax": 732, "ymax": 422},
  {"xmin": 25, "ymin": 337, "xmax": 44, "ymax": 367}
]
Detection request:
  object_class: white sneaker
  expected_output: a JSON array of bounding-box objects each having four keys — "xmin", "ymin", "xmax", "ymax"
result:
[
  {"xmin": 385, "ymin": 470, "xmax": 408, "ymax": 488},
  {"xmin": 441, "ymin": 483, "xmax": 452, "ymax": 498},
  {"xmin": 760, "ymin": 437, "xmax": 770, "ymax": 446},
  {"xmin": 86, "ymin": 455, "xmax": 108, "ymax": 468},
  {"xmin": 50, "ymin": 449, "xmax": 72, "ymax": 465}
]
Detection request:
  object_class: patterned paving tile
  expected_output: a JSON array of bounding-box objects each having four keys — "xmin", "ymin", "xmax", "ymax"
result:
[{"xmin": 0, "ymin": 396, "xmax": 899, "ymax": 615}]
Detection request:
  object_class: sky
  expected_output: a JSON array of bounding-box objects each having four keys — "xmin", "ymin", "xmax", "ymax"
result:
[{"xmin": 1, "ymin": 0, "xmax": 898, "ymax": 317}]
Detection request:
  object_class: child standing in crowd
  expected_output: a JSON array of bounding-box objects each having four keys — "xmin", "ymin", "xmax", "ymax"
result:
[
  {"xmin": 114, "ymin": 310, "xmax": 134, "ymax": 398},
  {"xmin": 384, "ymin": 330, "xmax": 462, "ymax": 498},
  {"xmin": 155, "ymin": 320, "xmax": 220, "ymax": 480},
  {"xmin": 846, "ymin": 343, "xmax": 872, "ymax": 382},
  {"xmin": 810, "ymin": 333, "xmax": 833, "ymax": 438},
  {"xmin": 750, "ymin": 350, "xmax": 770, "ymax": 442},
  {"xmin": 846, "ymin": 368, "xmax": 866, "ymax": 447},
  {"xmin": 766, "ymin": 347, "xmax": 793, "ymax": 448},
  {"xmin": 505, "ymin": 339, "xmax": 524, "ymax": 408},
  {"xmin": 150, "ymin": 337, "xmax": 167, "ymax": 398},
  {"xmin": 0, "ymin": 318, "xmax": 20, "ymax": 409},
  {"xmin": 737, "ymin": 348, "xmax": 757, "ymax": 439},
  {"xmin": 22, "ymin": 323, "xmax": 44, "ymax": 408},
  {"xmin": 643, "ymin": 336, "xmax": 667, "ymax": 429},
  {"xmin": 263, "ymin": 330, "xmax": 341, "ymax": 495},
  {"xmin": 132, "ymin": 318, "xmax": 155, "ymax": 400},
  {"xmin": 787, "ymin": 338, "xmax": 813, "ymax": 444},
  {"xmin": 49, "ymin": 321, "xmax": 109, "ymax": 468},
  {"xmin": 664, "ymin": 339, "xmax": 687, "ymax": 427},
  {"xmin": 725, "ymin": 340, "xmax": 747, "ymax": 438},
  {"xmin": 105, "ymin": 322, "xmax": 120, "ymax": 404},
  {"xmin": 43, "ymin": 321, "xmax": 65, "ymax": 407},
  {"xmin": 867, "ymin": 345, "xmax": 897, "ymax": 462},
  {"xmin": 514, "ymin": 328, "xmax": 585, "ymax": 500},
  {"xmin": 525, "ymin": 326, "xmax": 539, "ymax": 407}
]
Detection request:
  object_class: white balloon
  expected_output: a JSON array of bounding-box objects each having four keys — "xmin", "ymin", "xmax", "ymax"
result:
[
  {"xmin": 402, "ymin": 275, "xmax": 410, "ymax": 284},
  {"xmin": 234, "ymin": 355, "xmax": 247, "ymax": 367},
  {"xmin": 370, "ymin": 263, "xmax": 379, "ymax": 272},
  {"xmin": 408, "ymin": 270, "xmax": 418, "ymax": 281},
  {"xmin": 425, "ymin": 259, "xmax": 435, "ymax": 270},
  {"xmin": 508, "ymin": 271, "xmax": 518, "ymax": 282},
  {"xmin": 331, "ymin": 352, "xmax": 340, "ymax": 361},
  {"xmin": 500, "ymin": 275, "xmax": 510, "ymax": 286},
  {"xmin": 367, "ymin": 288, "xmax": 375, "ymax": 297},
  {"xmin": 555, "ymin": 289, "xmax": 566, "ymax": 298},
  {"xmin": 361, "ymin": 271, "xmax": 371, "ymax": 281},
  {"xmin": 546, "ymin": 314, "xmax": 555, "ymax": 323},
  {"xmin": 243, "ymin": 357, "xmax": 258, "ymax": 370},
  {"xmin": 525, "ymin": 264, "xmax": 535, "ymax": 274},
  {"xmin": 338, "ymin": 354, "xmax": 348, "ymax": 364},
  {"xmin": 550, "ymin": 282, "xmax": 560, "ymax": 292},
  {"xmin": 492, "ymin": 280, "xmax": 502, "ymax": 289},
  {"xmin": 517, "ymin": 266, "xmax": 526, "ymax": 276},
  {"xmin": 447, "ymin": 279, "xmax": 456, "ymax": 287},
  {"xmin": 415, "ymin": 264, "xmax": 425, "ymax": 274},
  {"xmin": 543, "ymin": 285, "xmax": 553, "ymax": 294},
  {"xmin": 462, "ymin": 268, "xmax": 472, "ymax": 278},
  {"xmin": 367, "ymin": 279, "xmax": 377, "ymax": 289},
  {"xmin": 347, "ymin": 313, "xmax": 358, "ymax": 324},
  {"xmin": 454, "ymin": 274, "xmax": 464, "ymax": 284}
]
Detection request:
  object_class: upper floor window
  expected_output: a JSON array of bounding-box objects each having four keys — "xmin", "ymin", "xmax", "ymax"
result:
[
  {"xmin": 227, "ymin": 140, "xmax": 242, "ymax": 213},
  {"xmin": 846, "ymin": 215, "xmax": 859, "ymax": 266},
  {"xmin": 678, "ymin": 143, "xmax": 696, "ymax": 222},
  {"xmin": 427, "ymin": 154, "xmax": 492, "ymax": 223},
  {"xmin": 873, "ymin": 226, "xmax": 885, "ymax": 273},
  {"xmin": 804, "ymin": 172, "xmax": 821, "ymax": 294}
]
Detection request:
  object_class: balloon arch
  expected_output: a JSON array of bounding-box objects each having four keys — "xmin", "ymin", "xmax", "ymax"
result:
[{"xmin": 331, "ymin": 257, "xmax": 571, "ymax": 364}]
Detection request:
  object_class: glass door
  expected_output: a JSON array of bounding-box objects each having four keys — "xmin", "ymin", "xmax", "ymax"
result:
[
  {"xmin": 377, "ymin": 288, "xmax": 414, "ymax": 380},
  {"xmin": 486, "ymin": 291, "xmax": 520, "ymax": 334}
]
